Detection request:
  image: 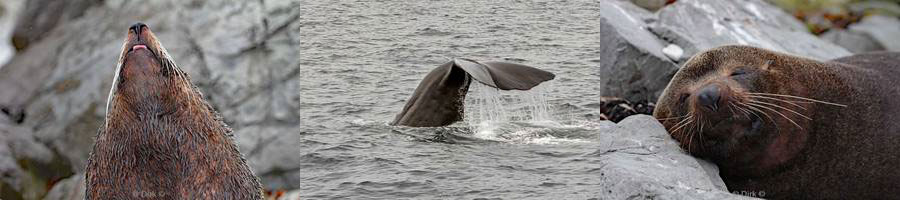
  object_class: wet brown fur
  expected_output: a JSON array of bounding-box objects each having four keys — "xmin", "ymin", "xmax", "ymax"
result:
[
  {"xmin": 654, "ymin": 45, "xmax": 900, "ymax": 199},
  {"xmin": 85, "ymin": 24, "xmax": 263, "ymax": 199}
]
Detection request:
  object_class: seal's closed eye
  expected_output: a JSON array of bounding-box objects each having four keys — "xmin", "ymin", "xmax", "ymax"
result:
[{"xmin": 730, "ymin": 68, "xmax": 748, "ymax": 76}]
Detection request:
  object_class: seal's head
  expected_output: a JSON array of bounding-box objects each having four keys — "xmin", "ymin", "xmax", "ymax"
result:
[
  {"xmin": 106, "ymin": 23, "xmax": 192, "ymax": 125},
  {"xmin": 653, "ymin": 45, "xmax": 843, "ymax": 176},
  {"xmin": 89, "ymin": 23, "xmax": 262, "ymax": 199}
]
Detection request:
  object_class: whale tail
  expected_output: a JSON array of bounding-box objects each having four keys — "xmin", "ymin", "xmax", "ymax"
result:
[{"xmin": 391, "ymin": 59, "xmax": 555, "ymax": 127}]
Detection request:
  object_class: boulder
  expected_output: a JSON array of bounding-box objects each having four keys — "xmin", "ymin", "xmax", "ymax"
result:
[
  {"xmin": 42, "ymin": 174, "xmax": 84, "ymax": 200},
  {"xmin": 593, "ymin": 115, "xmax": 755, "ymax": 199},
  {"xmin": 0, "ymin": 0, "xmax": 22, "ymax": 68},
  {"xmin": 595, "ymin": 0, "xmax": 849, "ymax": 103},
  {"xmin": 651, "ymin": 0, "xmax": 851, "ymax": 60},
  {"xmin": 0, "ymin": 124, "xmax": 64, "ymax": 200},
  {"xmin": 11, "ymin": 0, "xmax": 102, "ymax": 50},
  {"xmin": 595, "ymin": 1, "xmax": 679, "ymax": 102},
  {"xmin": 846, "ymin": 15, "xmax": 900, "ymax": 52},
  {"xmin": 820, "ymin": 15, "xmax": 900, "ymax": 53},
  {"xmin": 819, "ymin": 29, "xmax": 884, "ymax": 53}
]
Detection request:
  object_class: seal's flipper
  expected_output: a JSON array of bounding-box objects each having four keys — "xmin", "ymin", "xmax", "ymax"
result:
[{"xmin": 391, "ymin": 59, "xmax": 555, "ymax": 127}]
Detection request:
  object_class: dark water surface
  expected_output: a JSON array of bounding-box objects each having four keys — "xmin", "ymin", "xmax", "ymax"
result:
[{"xmin": 297, "ymin": 0, "xmax": 622, "ymax": 198}]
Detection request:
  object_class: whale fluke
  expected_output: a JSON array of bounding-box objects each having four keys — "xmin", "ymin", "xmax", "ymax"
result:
[{"xmin": 391, "ymin": 58, "xmax": 555, "ymax": 127}]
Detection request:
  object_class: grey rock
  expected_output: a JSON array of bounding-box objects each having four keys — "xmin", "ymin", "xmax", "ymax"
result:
[
  {"xmin": 847, "ymin": 15, "xmax": 900, "ymax": 51},
  {"xmin": 697, "ymin": 158, "xmax": 728, "ymax": 191},
  {"xmin": 819, "ymin": 29, "xmax": 884, "ymax": 53},
  {"xmin": 0, "ymin": 124, "xmax": 54, "ymax": 165},
  {"xmin": 0, "ymin": 0, "xmax": 22, "ymax": 68},
  {"xmin": 11, "ymin": 0, "xmax": 102, "ymax": 50},
  {"xmin": 0, "ymin": 124, "xmax": 58, "ymax": 200},
  {"xmin": 10, "ymin": 0, "xmax": 302, "ymax": 175},
  {"xmin": 848, "ymin": 1, "xmax": 900, "ymax": 17},
  {"xmin": 592, "ymin": 115, "xmax": 755, "ymax": 199},
  {"xmin": 651, "ymin": 0, "xmax": 851, "ymax": 60},
  {"xmin": 234, "ymin": 125, "xmax": 303, "ymax": 181},
  {"xmin": 42, "ymin": 174, "xmax": 84, "ymax": 200},
  {"xmin": 662, "ymin": 44, "xmax": 685, "ymax": 61},
  {"xmin": 595, "ymin": 1, "xmax": 680, "ymax": 102}
]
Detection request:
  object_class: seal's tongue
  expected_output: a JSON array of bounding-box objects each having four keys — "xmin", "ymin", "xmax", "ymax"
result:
[{"xmin": 133, "ymin": 45, "xmax": 147, "ymax": 51}]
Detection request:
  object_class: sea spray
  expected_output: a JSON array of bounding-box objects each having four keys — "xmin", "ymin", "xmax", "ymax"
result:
[
  {"xmin": 464, "ymin": 81, "xmax": 578, "ymax": 144},
  {"xmin": 464, "ymin": 82, "xmax": 555, "ymax": 124}
]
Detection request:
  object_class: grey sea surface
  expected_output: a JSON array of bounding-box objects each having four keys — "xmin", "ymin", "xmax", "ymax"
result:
[{"xmin": 297, "ymin": 0, "xmax": 624, "ymax": 198}]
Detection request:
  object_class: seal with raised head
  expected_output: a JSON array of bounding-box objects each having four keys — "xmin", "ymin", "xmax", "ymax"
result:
[
  {"xmin": 653, "ymin": 45, "xmax": 900, "ymax": 199},
  {"xmin": 84, "ymin": 23, "xmax": 262, "ymax": 199},
  {"xmin": 391, "ymin": 58, "xmax": 555, "ymax": 127}
]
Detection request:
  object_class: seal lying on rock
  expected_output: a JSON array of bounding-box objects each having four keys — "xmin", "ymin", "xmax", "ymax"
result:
[
  {"xmin": 85, "ymin": 23, "xmax": 262, "ymax": 199},
  {"xmin": 653, "ymin": 45, "xmax": 900, "ymax": 199},
  {"xmin": 391, "ymin": 58, "xmax": 555, "ymax": 127}
]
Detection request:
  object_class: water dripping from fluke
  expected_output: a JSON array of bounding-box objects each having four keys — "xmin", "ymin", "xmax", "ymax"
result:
[{"xmin": 463, "ymin": 82, "xmax": 583, "ymax": 144}]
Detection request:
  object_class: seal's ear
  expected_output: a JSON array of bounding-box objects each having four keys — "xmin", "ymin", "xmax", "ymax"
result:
[{"xmin": 761, "ymin": 59, "xmax": 774, "ymax": 71}]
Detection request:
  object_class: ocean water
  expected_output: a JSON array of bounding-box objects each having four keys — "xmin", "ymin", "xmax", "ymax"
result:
[{"xmin": 296, "ymin": 0, "xmax": 625, "ymax": 198}]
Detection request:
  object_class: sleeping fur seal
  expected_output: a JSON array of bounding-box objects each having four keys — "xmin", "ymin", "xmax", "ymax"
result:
[
  {"xmin": 84, "ymin": 23, "xmax": 262, "ymax": 199},
  {"xmin": 391, "ymin": 58, "xmax": 555, "ymax": 127},
  {"xmin": 653, "ymin": 45, "xmax": 900, "ymax": 199}
]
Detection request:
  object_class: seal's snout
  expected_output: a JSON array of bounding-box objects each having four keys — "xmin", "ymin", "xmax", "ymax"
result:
[
  {"xmin": 129, "ymin": 22, "xmax": 147, "ymax": 38},
  {"xmin": 697, "ymin": 85, "xmax": 721, "ymax": 111},
  {"xmin": 125, "ymin": 22, "xmax": 154, "ymax": 55}
]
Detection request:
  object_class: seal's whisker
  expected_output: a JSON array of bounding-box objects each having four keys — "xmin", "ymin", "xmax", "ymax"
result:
[
  {"xmin": 747, "ymin": 102, "xmax": 803, "ymax": 129},
  {"xmin": 670, "ymin": 115, "xmax": 693, "ymax": 137},
  {"xmin": 747, "ymin": 95, "xmax": 807, "ymax": 110},
  {"xmin": 685, "ymin": 112, "xmax": 703, "ymax": 152},
  {"xmin": 658, "ymin": 115, "xmax": 688, "ymax": 121},
  {"xmin": 690, "ymin": 117, "xmax": 703, "ymax": 151},
  {"xmin": 727, "ymin": 102, "xmax": 738, "ymax": 115},
  {"xmin": 698, "ymin": 117, "xmax": 707, "ymax": 151},
  {"xmin": 670, "ymin": 120, "xmax": 688, "ymax": 135},
  {"xmin": 672, "ymin": 114, "xmax": 694, "ymax": 148},
  {"xmin": 738, "ymin": 102, "xmax": 778, "ymax": 128},
  {"xmin": 732, "ymin": 103, "xmax": 750, "ymax": 117},
  {"xmin": 748, "ymin": 100, "xmax": 812, "ymax": 120},
  {"xmin": 730, "ymin": 103, "xmax": 752, "ymax": 120},
  {"xmin": 748, "ymin": 92, "xmax": 847, "ymax": 107},
  {"xmin": 686, "ymin": 121, "xmax": 697, "ymax": 152},
  {"xmin": 735, "ymin": 103, "xmax": 765, "ymax": 126}
]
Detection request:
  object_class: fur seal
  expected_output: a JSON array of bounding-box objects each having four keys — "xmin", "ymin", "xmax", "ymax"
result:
[
  {"xmin": 653, "ymin": 45, "xmax": 900, "ymax": 199},
  {"xmin": 84, "ymin": 23, "xmax": 262, "ymax": 199},
  {"xmin": 391, "ymin": 58, "xmax": 555, "ymax": 127}
]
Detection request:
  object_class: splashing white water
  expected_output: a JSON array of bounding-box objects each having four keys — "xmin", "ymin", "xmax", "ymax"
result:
[
  {"xmin": 463, "ymin": 82, "xmax": 584, "ymax": 144},
  {"xmin": 464, "ymin": 82, "xmax": 555, "ymax": 123}
]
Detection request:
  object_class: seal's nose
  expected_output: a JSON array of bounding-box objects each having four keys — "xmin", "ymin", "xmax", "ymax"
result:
[
  {"xmin": 130, "ymin": 22, "xmax": 147, "ymax": 36},
  {"xmin": 698, "ymin": 85, "xmax": 721, "ymax": 111}
]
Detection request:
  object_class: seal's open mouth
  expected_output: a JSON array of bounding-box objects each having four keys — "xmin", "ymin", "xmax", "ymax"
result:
[
  {"xmin": 126, "ymin": 44, "xmax": 151, "ymax": 55},
  {"xmin": 123, "ymin": 42, "xmax": 162, "ymax": 69},
  {"xmin": 132, "ymin": 44, "xmax": 147, "ymax": 51}
]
